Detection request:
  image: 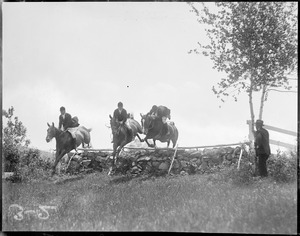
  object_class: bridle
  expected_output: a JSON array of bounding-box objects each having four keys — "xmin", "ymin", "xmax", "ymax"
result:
[{"xmin": 110, "ymin": 119, "xmax": 125, "ymax": 136}]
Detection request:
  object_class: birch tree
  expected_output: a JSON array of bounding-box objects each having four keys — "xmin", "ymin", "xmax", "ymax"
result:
[{"xmin": 188, "ymin": 2, "xmax": 298, "ymax": 134}]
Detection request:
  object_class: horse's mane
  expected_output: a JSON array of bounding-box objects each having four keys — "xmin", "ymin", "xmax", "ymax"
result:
[{"xmin": 51, "ymin": 125, "xmax": 64, "ymax": 135}]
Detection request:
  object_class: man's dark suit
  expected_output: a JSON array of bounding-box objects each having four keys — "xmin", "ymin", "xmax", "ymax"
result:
[
  {"xmin": 59, "ymin": 113, "xmax": 74, "ymax": 130},
  {"xmin": 254, "ymin": 127, "xmax": 271, "ymax": 177},
  {"xmin": 112, "ymin": 108, "xmax": 133, "ymax": 140},
  {"xmin": 113, "ymin": 109, "xmax": 128, "ymax": 123}
]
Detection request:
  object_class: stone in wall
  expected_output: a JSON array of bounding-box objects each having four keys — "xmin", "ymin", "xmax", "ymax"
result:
[{"xmin": 68, "ymin": 145, "xmax": 248, "ymax": 176}]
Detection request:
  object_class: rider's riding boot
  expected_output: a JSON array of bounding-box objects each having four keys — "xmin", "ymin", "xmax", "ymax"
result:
[
  {"xmin": 73, "ymin": 138, "xmax": 77, "ymax": 149},
  {"xmin": 166, "ymin": 124, "xmax": 170, "ymax": 136},
  {"xmin": 163, "ymin": 124, "xmax": 170, "ymax": 136},
  {"xmin": 128, "ymin": 128, "xmax": 133, "ymax": 141}
]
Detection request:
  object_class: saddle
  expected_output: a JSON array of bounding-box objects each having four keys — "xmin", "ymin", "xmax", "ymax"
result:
[{"xmin": 66, "ymin": 127, "xmax": 80, "ymax": 139}]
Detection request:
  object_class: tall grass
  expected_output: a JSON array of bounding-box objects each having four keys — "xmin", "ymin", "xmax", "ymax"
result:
[{"xmin": 3, "ymin": 172, "xmax": 297, "ymax": 233}]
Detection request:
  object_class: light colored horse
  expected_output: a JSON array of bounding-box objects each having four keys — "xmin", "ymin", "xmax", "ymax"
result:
[{"xmin": 46, "ymin": 122, "xmax": 92, "ymax": 176}]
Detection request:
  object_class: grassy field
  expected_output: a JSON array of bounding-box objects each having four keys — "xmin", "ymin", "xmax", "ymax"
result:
[{"xmin": 2, "ymin": 171, "xmax": 297, "ymax": 233}]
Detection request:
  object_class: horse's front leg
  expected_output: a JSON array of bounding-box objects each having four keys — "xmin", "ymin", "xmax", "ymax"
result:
[
  {"xmin": 108, "ymin": 152, "xmax": 116, "ymax": 176},
  {"xmin": 118, "ymin": 138, "xmax": 129, "ymax": 156},
  {"xmin": 153, "ymin": 139, "xmax": 157, "ymax": 148},
  {"xmin": 143, "ymin": 138, "xmax": 155, "ymax": 148},
  {"xmin": 167, "ymin": 140, "xmax": 170, "ymax": 148},
  {"xmin": 52, "ymin": 150, "xmax": 67, "ymax": 176},
  {"xmin": 136, "ymin": 133, "xmax": 143, "ymax": 142},
  {"xmin": 108, "ymin": 143, "xmax": 118, "ymax": 175},
  {"xmin": 113, "ymin": 139, "xmax": 129, "ymax": 168}
]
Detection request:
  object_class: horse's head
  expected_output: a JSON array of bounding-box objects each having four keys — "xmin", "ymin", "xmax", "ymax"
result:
[
  {"xmin": 46, "ymin": 122, "xmax": 56, "ymax": 142},
  {"xmin": 140, "ymin": 113, "xmax": 154, "ymax": 135},
  {"xmin": 109, "ymin": 115, "xmax": 120, "ymax": 136}
]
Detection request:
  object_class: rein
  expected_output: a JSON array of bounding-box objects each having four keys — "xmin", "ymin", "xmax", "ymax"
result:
[{"xmin": 54, "ymin": 127, "xmax": 65, "ymax": 139}]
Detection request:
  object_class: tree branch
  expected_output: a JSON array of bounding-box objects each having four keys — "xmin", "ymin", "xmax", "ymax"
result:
[{"xmin": 266, "ymin": 89, "xmax": 297, "ymax": 93}]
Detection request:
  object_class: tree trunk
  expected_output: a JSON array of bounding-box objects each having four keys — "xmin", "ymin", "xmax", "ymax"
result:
[
  {"xmin": 248, "ymin": 80, "xmax": 255, "ymax": 135},
  {"xmin": 258, "ymin": 84, "xmax": 267, "ymax": 120},
  {"xmin": 248, "ymin": 79, "xmax": 258, "ymax": 176}
]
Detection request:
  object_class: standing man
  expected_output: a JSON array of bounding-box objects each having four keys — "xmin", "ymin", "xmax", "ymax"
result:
[
  {"xmin": 254, "ymin": 119, "xmax": 271, "ymax": 177},
  {"xmin": 113, "ymin": 102, "xmax": 133, "ymax": 141}
]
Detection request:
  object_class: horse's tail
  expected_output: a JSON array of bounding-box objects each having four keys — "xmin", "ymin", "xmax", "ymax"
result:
[
  {"xmin": 129, "ymin": 119, "xmax": 143, "ymax": 134},
  {"xmin": 169, "ymin": 122, "xmax": 179, "ymax": 148}
]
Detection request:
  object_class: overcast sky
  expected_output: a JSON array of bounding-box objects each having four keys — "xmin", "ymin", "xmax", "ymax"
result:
[{"xmin": 2, "ymin": 2, "xmax": 298, "ymax": 153}]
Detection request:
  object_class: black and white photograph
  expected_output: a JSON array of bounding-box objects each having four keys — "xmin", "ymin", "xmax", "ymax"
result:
[{"xmin": 2, "ymin": 1, "xmax": 298, "ymax": 233}]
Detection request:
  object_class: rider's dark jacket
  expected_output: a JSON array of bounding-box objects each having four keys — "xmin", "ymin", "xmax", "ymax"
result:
[
  {"xmin": 148, "ymin": 105, "xmax": 171, "ymax": 119},
  {"xmin": 113, "ymin": 108, "xmax": 128, "ymax": 123},
  {"xmin": 59, "ymin": 113, "xmax": 73, "ymax": 130}
]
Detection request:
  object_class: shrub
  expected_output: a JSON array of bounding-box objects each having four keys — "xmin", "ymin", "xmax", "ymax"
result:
[
  {"xmin": 10, "ymin": 148, "xmax": 53, "ymax": 182},
  {"xmin": 3, "ymin": 143, "xmax": 20, "ymax": 172},
  {"xmin": 3, "ymin": 106, "xmax": 30, "ymax": 172},
  {"xmin": 267, "ymin": 150, "xmax": 297, "ymax": 183},
  {"xmin": 224, "ymin": 163, "xmax": 254, "ymax": 186}
]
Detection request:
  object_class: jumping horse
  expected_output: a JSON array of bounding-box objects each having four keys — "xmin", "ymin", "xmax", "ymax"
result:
[
  {"xmin": 140, "ymin": 113, "xmax": 178, "ymax": 148},
  {"xmin": 108, "ymin": 115, "xmax": 143, "ymax": 175},
  {"xmin": 46, "ymin": 122, "xmax": 92, "ymax": 176}
]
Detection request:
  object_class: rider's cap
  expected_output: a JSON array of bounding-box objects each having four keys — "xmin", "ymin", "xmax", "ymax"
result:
[{"xmin": 255, "ymin": 119, "xmax": 264, "ymax": 126}]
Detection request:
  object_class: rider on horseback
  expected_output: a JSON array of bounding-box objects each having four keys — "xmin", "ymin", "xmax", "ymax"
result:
[
  {"xmin": 112, "ymin": 102, "xmax": 133, "ymax": 142},
  {"xmin": 59, "ymin": 106, "xmax": 79, "ymax": 149},
  {"xmin": 148, "ymin": 105, "xmax": 171, "ymax": 137}
]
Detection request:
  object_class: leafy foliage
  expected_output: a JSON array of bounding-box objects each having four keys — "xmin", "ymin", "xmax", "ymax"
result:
[
  {"xmin": 11, "ymin": 148, "xmax": 53, "ymax": 182},
  {"xmin": 3, "ymin": 106, "xmax": 31, "ymax": 172},
  {"xmin": 189, "ymin": 2, "xmax": 297, "ymax": 103},
  {"xmin": 206, "ymin": 148, "xmax": 297, "ymax": 185},
  {"xmin": 267, "ymin": 150, "xmax": 297, "ymax": 183}
]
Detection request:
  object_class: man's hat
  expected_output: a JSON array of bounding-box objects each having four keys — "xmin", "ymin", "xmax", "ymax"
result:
[{"xmin": 255, "ymin": 119, "xmax": 264, "ymax": 126}]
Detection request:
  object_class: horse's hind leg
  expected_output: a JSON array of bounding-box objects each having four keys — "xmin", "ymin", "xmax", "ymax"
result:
[
  {"xmin": 172, "ymin": 135, "xmax": 178, "ymax": 148},
  {"xmin": 153, "ymin": 140, "xmax": 157, "ymax": 148},
  {"xmin": 66, "ymin": 152, "xmax": 76, "ymax": 172},
  {"xmin": 52, "ymin": 150, "xmax": 67, "ymax": 176},
  {"xmin": 83, "ymin": 134, "xmax": 91, "ymax": 148}
]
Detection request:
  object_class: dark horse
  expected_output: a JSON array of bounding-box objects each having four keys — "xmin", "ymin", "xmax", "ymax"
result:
[
  {"xmin": 108, "ymin": 115, "xmax": 143, "ymax": 175},
  {"xmin": 140, "ymin": 113, "xmax": 178, "ymax": 148},
  {"xmin": 46, "ymin": 122, "xmax": 92, "ymax": 176}
]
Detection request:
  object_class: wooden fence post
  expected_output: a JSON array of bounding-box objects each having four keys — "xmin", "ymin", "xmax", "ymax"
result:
[{"xmin": 168, "ymin": 142, "xmax": 179, "ymax": 175}]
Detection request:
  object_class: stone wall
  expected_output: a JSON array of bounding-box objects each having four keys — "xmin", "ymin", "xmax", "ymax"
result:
[{"xmin": 66, "ymin": 146, "xmax": 248, "ymax": 176}]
